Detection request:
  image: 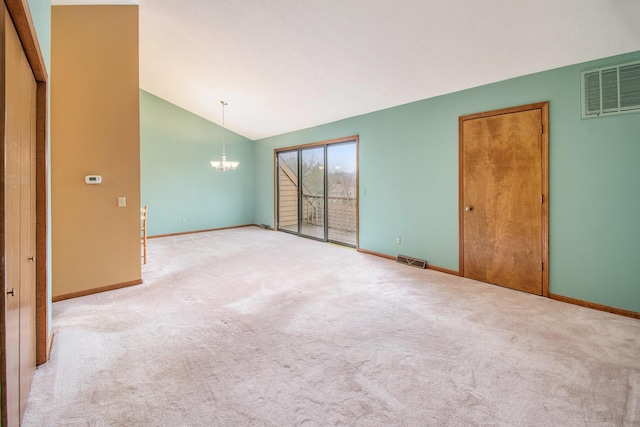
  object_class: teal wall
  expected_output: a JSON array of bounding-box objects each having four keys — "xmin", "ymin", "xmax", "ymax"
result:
[
  {"xmin": 254, "ymin": 51, "xmax": 640, "ymax": 313},
  {"xmin": 140, "ymin": 90, "xmax": 254, "ymax": 235},
  {"xmin": 28, "ymin": 0, "xmax": 51, "ymax": 68}
]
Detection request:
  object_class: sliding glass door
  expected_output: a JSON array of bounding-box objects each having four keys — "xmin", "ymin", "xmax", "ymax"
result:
[
  {"xmin": 300, "ymin": 147, "xmax": 325, "ymax": 239},
  {"xmin": 327, "ymin": 142, "xmax": 357, "ymax": 246},
  {"xmin": 276, "ymin": 137, "xmax": 357, "ymax": 247},
  {"xmin": 277, "ymin": 150, "xmax": 298, "ymax": 233}
]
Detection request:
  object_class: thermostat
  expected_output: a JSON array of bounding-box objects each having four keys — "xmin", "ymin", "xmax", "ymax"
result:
[{"xmin": 85, "ymin": 175, "xmax": 102, "ymax": 184}]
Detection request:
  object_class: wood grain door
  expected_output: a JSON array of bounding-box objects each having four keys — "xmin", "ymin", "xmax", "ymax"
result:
[
  {"xmin": 2, "ymin": 5, "xmax": 38, "ymax": 426},
  {"xmin": 18, "ymin": 26, "xmax": 37, "ymax": 420},
  {"xmin": 459, "ymin": 103, "xmax": 549, "ymax": 295}
]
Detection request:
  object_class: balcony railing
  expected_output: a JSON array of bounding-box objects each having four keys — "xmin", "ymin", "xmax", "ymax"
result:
[{"xmin": 302, "ymin": 195, "xmax": 356, "ymax": 232}]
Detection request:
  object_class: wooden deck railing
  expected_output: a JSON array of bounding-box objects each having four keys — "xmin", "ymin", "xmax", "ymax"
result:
[{"xmin": 302, "ymin": 195, "xmax": 356, "ymax": 232}]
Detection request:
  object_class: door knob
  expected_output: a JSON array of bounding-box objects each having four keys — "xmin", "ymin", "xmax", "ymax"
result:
[
  {"xmin": 7, "ymin": 288, "xmax": 15, "ymax": 296},
  {"xmin": 465, "ymin": 206, "xmax": 473, "ymax": 211}
]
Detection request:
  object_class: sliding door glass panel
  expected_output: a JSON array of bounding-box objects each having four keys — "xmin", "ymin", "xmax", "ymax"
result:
[
  {"xmin": 300, "ymin": 147, "xmax": 325, "ymax": 239},
  {"xmin": 277, "ymin": 151, "xmax": 299, "ymax": 233},
  {"xmin": 327, "ymin": 142, "xmax": 357, "ymax": 246}
]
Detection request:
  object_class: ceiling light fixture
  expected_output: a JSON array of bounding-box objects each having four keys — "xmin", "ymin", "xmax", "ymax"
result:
[{"xmin": 210, "ymin": 100, "xmax": 239, "ymax": 171}]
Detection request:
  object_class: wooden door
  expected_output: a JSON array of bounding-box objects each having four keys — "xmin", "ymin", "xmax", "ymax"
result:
[
  {"xmin": 18, "ymin": 18, "xmax": 37, "ymax": 418},
  {"xmin": 459, "ymin": 103, "xmax": 549, "ymax": 295},
  {"xmin": 2, "ymin": 5, "xmax": 38, "ymax": 426}
]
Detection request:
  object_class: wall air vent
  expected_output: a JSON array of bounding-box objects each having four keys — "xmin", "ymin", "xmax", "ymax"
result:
[
  {"xmin": 581, "ymin": 60, "xmax": 640, "ymax": 118},
  {"xmin": 396, "ymin": 254, "xmax": 427, "ymax": 269}
]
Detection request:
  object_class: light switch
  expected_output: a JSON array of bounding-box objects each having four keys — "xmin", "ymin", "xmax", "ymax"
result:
[{"xmin": 118, "ymin": 197, "xmax": 126, "ymax": 207}]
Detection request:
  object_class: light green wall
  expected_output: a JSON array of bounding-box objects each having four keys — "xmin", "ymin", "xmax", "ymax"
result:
[
  {"xmin": 254, "ymin": 51, "xmax": 640, "ymax": 313},
  {"xmin": 28, "ymin": 0, "xmax": 51, "ymax": 68},
  {"xmin": 140, "ymin": 90, "xmax": 254, "ymax": 235}
]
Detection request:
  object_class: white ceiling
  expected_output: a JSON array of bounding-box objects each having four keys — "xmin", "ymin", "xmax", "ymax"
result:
[{"xmin": 52, "ymin": 1, "xmax": 640, "ymax": 140}]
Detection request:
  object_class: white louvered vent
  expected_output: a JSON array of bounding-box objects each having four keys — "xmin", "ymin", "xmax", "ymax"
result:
[{"xmin": 581, "ymin": 60, "xmax": 640, "ymax": 118}]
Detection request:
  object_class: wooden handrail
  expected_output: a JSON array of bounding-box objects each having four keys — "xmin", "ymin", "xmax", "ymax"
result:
[{"xmin": 301, "ymin": 194, "xmax": 356, "ymax": 232}]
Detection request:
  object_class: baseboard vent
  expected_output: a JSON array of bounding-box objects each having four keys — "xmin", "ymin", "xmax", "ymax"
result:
[
  {"xmin": 396, "ymin": 254, "xmax": 427, "ymax": 269},
  {"xmin": 258, "ymin": 223, "xmax": 271, "ymax": 230}
]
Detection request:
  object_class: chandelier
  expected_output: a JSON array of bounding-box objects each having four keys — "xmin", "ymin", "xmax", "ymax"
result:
[{"xmin": 210, "ymin": 101, "xmax": 239, "ymax": 171}]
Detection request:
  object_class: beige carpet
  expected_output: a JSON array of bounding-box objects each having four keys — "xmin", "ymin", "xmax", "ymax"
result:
[{"xmin": 23, "ymin": 227, "xmax": 640, "ymax": 426}]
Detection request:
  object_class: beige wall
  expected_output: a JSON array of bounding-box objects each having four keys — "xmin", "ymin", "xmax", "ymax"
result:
[{"xmin": 51, "ymin": 5, "xmax": 140, "ymax": 298}]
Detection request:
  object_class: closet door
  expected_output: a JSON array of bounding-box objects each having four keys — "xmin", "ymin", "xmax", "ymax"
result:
[
  {"xmin": 18, "ymin": 26, "xmax": 37, "ymax": 418},
  {"xmin": 459, "ymin": 103, "xmax": 548, "ymax": 296},
  {"xmin": 2, "ymin": 4, "xmax": 38, "ymax": 425}
]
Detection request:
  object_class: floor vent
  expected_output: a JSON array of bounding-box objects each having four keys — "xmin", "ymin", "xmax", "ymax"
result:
[
  {"xmin": 396, "ymin": 254, "xmax": 427, "ymax": 269},
  {"xmin": 259, "ymin": 224, "xmax": 271, "ymax": 229}
]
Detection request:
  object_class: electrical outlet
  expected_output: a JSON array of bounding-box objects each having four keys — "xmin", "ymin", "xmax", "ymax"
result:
[
  {"xmin": 396, "ymin": 237, "xmax": 401, "ymax": 244},
  {"xmin": 118, "ymin": 197, "xmax": 126, "ymax": 207}
]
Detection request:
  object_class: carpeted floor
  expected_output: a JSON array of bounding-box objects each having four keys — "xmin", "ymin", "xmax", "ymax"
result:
[{"xmin": 23, "ymin": 227, "xmax": 640, "ymax": 426}]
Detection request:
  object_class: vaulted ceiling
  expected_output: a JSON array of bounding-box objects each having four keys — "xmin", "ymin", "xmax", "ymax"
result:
[{"xmin": 52, "ymin": 1, "xmax": 640, "ymax": 140}]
